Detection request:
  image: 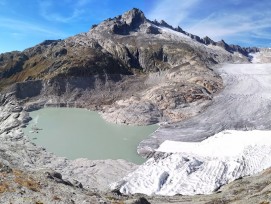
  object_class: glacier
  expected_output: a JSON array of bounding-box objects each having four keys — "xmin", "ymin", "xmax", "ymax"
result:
[
  {"xmin": 111, "ymin": 130, "xmax": 271, "ymax": 196},
  {"xmin": 111, "ymin": 63, "xmax": 271, "ymax": 196}
]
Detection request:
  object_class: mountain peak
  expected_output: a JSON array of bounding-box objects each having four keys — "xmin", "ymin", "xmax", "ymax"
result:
[
  {"xmin": 121, "ymin": 8, "xmax": 146, "ymax": 28},
  {"xmin": 91, "ymin": 8, "xmax": 147, "ymax": 35},
  {"xmin": 203, "ymin": 36, "xmax": 215, "ymax": 45}
]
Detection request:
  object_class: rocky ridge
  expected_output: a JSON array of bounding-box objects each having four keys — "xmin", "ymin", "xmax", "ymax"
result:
[{"xmin": 151, "ymin": 19, "xmax": 259, "ymax": 56}]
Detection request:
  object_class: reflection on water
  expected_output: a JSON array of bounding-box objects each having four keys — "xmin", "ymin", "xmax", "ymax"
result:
[{"xmin": 23, "ymin": 108, "xmax": 158, "ymax": 164}]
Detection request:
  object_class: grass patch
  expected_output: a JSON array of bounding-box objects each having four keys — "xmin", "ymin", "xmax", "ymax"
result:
[
  {"xmin": 14, "ymin": 170, "xmax": 40, "ymax": 192},
  {"xmin": 0, "ymin": 182, "xmax": 9, "ymax": 193}
]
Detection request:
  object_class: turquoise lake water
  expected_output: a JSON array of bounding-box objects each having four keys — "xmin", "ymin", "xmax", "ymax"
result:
[{"xmin": 23, "ymin": 108, "xmax": 158, "ymax": 164}]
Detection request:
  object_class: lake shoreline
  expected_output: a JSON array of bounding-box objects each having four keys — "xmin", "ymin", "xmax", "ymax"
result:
[
  {"xmin": 0, "ymin": 96, "xmax": 139, "ymax": 193},
  {"xmin": 23, "ymin": 107, "xmax": 158, "ymax": 164}
]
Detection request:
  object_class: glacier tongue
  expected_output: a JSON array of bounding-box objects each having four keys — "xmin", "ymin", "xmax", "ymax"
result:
[{"xmin": 110, "ymin": 130, "xmax": 271, "ymax": 196}]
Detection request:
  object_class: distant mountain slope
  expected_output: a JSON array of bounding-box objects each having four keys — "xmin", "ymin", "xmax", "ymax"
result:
[{"xmin": 0, "ymin": 8, "xmax": 254, "ymax": 90}]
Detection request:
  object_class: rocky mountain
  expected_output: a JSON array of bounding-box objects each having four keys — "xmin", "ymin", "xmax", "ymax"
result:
[
  {"xmin": 0, "ymin": 8, "xmax": 257, "ymax": 88},
  {"xmin": 0, "ymin": 8, "xmax": 256, "ymax": 125}
]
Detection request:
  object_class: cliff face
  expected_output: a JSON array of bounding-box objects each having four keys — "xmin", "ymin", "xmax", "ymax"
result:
[{"xmin": 0, "ymin": 38, "xmax": 130, "ymax": 90}]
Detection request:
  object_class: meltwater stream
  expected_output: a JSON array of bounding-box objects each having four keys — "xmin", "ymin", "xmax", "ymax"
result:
[{"xmin": 23, "ymin": 108, "xmax": 157, "ymax": 164}]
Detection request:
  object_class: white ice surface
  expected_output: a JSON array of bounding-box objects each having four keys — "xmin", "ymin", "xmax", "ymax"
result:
[
  {"xmin": 111, "ymin": 130, "xmax": 271, "ymax": 196},
  {"xmin": 158, "ymin": 130, "xmax": 271, "ymax": 158},
  {"xmin": 250, "ymin": 49, "xmax": 271, "ymax": 63},
  {"xmin": 249, "ymin": 52, "xmax": 261, "ymax": 63},
  {"xmin": 159, "ymin": 27, "xmax": 190, "ymax": 39}
]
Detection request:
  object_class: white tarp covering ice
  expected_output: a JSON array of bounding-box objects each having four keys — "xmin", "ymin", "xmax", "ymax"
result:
[{"xmin": 111, "ymin": 130, "xmax": 271, "ymax": 196}]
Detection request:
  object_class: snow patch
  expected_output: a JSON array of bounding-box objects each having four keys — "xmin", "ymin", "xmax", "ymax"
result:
[
  {"xmin": 159, "ymin": 27, "xmax": 190, "ymax": 39},
  {"xmin": 249, "ymin": 52, "xmax": 261, "ymax": 63},
  {"xmin": 158, "ymin": 130, "xmax": 271, "ymax": 158},
  {"xmin": 249, "ymin": 49, "xmax": 271, "ymax": 63}
]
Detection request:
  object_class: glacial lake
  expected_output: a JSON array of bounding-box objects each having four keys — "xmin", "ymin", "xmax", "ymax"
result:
[{"xmin": 23, "ymin": 108, "xmax": 157, "ymax": 164}]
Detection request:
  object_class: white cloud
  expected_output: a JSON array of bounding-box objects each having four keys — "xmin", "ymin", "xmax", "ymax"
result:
[
  {"xmin": 147, "ymin": 0, "xmax": 201, "ymax": 26},
  {"xmin": 187, "ymin": 11, "xmax": 271, "ymax": 41},
  {"xmin": 39, "ymin": 0, "xmax": 87, "ymax": 23},
  {"xmin": 0, "ymin": 17, "xmax": 68, "ymax": 38},
  {"xmin": 147, "ymin": 0, "xmax": 271, "ymax": 46}
]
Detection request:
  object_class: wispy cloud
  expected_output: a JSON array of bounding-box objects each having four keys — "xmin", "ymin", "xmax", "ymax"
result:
[
  {"xmin": 187, "ymin": 10, "xmax": 271, "ymax": 42},
  {"xmin": 0, "ymin": 17, "xmax": 68, "ymax": 38},
  {"xmin": 148, "ymin": 0, "xmax": 271, "ymax": 46},
  {"xmin": 147, "ymin": 0, "xmax": 201, "ymax": 26},
  {"xmin": 39, "ymin": 0, "xmax": 92, "ymax": 23}
]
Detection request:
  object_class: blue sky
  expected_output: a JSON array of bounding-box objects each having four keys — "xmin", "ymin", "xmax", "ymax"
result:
[{"xmin": 0, "ymin": 0, "xmax": 270, "ymax": 53}]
